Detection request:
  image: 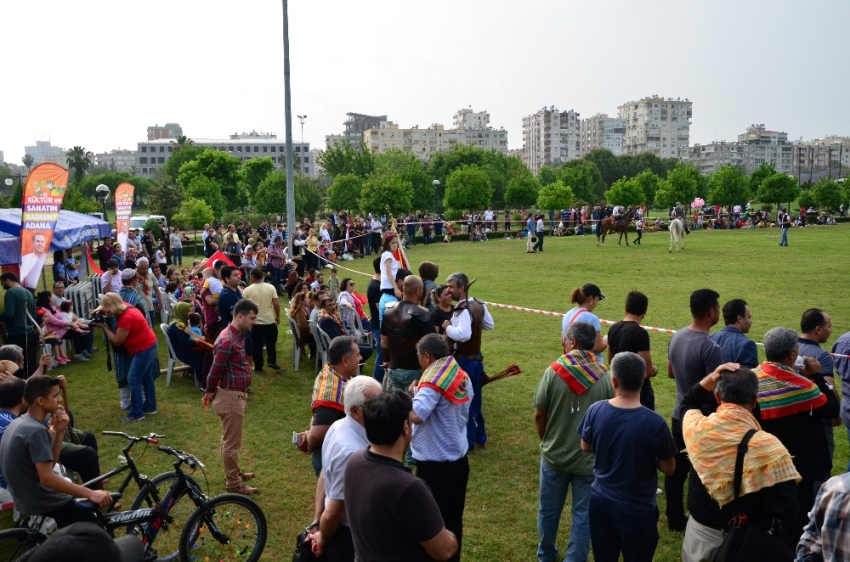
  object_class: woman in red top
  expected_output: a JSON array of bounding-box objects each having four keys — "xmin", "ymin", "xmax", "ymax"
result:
[{"xmin": 92, "ymin": 293, "xmax": 158, "ymax": 422}]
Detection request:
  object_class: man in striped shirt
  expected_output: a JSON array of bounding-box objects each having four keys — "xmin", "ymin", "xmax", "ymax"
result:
[{"xmin": 205, "ymin": 299, "xmax": 258, "ymax": 495}]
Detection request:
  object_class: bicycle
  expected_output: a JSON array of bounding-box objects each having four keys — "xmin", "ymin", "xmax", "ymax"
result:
[{"xmin": 0, "ymin": 432, "xmax": 201, "ymax": 562}]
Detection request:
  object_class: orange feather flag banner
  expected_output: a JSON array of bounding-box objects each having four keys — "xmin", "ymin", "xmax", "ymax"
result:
[{"xmin": 19, "ymin": 163, "xmax": 70, "ymax": 289}]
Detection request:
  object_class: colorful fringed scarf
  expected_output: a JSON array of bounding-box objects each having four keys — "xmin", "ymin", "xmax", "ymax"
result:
[
  {"xmin": 684, "ymin": 403, "xmax": 801, "ymax": 507},
  {"xmin": 419, "ymin": 356, "xmax": 469, "ymax": 404},
  {"xmin": 755, "ymin": 362, "xmax": 826, "ymax": 420},
  {"xmin": 311, "ymin": 365, "xmax": 345, "ymax": 412},
  {"xmin": 551, "ymin": 350, "xmax": 608, "ymax": 394}
]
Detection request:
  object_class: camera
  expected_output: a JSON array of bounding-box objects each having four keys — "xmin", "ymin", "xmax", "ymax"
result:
[{"xmin": 89, "ymin": 312, "xmax": 106, "ymax": 324}]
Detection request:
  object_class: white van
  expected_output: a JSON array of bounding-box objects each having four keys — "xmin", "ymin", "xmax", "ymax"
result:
[{"xmin": 130, "ymin": 215, "xmax": 168, "ymax": 231}]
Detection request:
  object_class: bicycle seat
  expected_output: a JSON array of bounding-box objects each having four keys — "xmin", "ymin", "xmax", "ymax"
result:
[{"xmin": 75, "ymin": 492, "xmax": 122, "ymax": 511}]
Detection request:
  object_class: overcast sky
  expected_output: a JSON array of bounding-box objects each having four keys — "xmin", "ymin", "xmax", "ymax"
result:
[{"xmin": 1, "ymin": 0, "xmax": 848, "ymax": 164}]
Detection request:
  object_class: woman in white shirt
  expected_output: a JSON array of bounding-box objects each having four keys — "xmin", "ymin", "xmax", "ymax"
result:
[
  {"xmin": 170, "ymin": 227, "xmax": 185, "ymax": 265},
  {"xmin": 380, "ymin": 232, "xmax": 401, "ymax": 299}
]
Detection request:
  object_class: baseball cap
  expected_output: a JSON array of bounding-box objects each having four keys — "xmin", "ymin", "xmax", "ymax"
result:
[{"xmin": 582, "ymin": 283, "xmax": 606, "ymax": 300}]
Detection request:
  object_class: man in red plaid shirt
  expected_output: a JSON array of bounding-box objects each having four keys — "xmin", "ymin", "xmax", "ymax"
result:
[{"xmin": 205, "ymin": 299, "xmax": 259, "ymax": 495}]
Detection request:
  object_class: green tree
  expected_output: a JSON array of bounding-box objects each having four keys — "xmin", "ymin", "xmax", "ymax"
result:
[
  {"xmin": 359, "ymin": 174, "xmax": 413, "ymax": 217},
  {"xmin": 537, "ymin": 180, "xmax": 574, "ymax": 211},
  {"xmin": 76, "ymin": 173, "xmax": 154, "ymax": 206},
  {"xmin": 428, "ymin": 144, "xmax": 525, "ymax": 210},
  {"xmin": 633, "ymin": 170, "xmax": 661, "ymax": 207},
  {"xmin": 583, "ymin": 148, "xmax": 622, "ymax": 188},
  {"xmin": 798, "ymin": 189, "xmax": 815, "ymax": 211},
  {"xmin": 163, "ymin": 144, "xmax": 205, "ymax": 181},
  {"xmin": 444, "ymin": 164, "xmax": 493, "ymax": 211},
  {"xmin": 757, "ymin": 173, "xmax": 799, "ymax": 208},
  {"xmin": 605, "ymin": 177, "xmax": 646, "ymax": 207},
  {"xmin": 749, "ymin": 162, "xmax": 777, "ymax": 194},
  {"xmin": 318, "ymin": 141, "xmax": 376, "ymax": 179},
  {"xmin": 172, "ymin": 197, "xmax": 214, "ymax": 253},
  {"xmin": 656, "ymin": 163, "xmax": 699, "ymax": 208},
  {"xmin": 537, "ymin": 165, "xmax": 559, "ymax": 187},
  {"xmin": 183, "ymin": 176, "xmax": 225, "ymax": 218},
  {"xmin": 253, "ymin": 172, "xmax": 324, "ymax": 219},
  {"xmin": 811, "ymin": 178, "xmax": 843, "ymax": 211},
  {"xmin": 241, "ymin": 157, "xmax": 276, "ymax": 202},
  {"xmin": 10, "ymin": 182, "xmax": 23, "ymax": 208},
  {"xmin": 295, "ymin": 176, "xmax": 324, "ymax": 219},
  {"xmin": 327, "ymin": 174, "xmax": 364, "ymax": 212},
  {"xmin": 147, "ymin": 181, "xmax": 185, "ymax": 222},
  {"xmin": 505, "ymin": 173, "xmax": 540, "ymax": 208},
  {"xmin": 62, "ymin": 184, "xmax": 101, "ymax": 214},
  {"xmin": 707, "ymin": 165, "xmax": 749, "ymax": 226},
  {"xmin": 176, "ymin": 149, "xmax": 245, "ymax": 211},
  {"xmin": 372, "ymin": 149, "xmax": 434, "ymax": 211},
  {"xmin": 66, "ymin": 146, "xmax": 93, "ymax": 184},
  {"xmin": 21, "ymin": 154, "xmax": 34, "ymax": 172},
  {"xmin": 170, "ymin": 135, "xmax": 194, "ymax": 150},
  {"xmin": 558, "ymin": 160, "xmax": 604, "ymax": 204}
]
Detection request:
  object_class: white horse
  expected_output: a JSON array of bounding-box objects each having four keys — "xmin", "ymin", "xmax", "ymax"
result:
[{"xmin": 669, "ymin": 218, "xmax": 685, "ymax": 253}]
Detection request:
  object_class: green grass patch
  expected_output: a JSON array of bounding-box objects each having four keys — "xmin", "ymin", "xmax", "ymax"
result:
[{"xmin": 2, "ymin": 224, "xmax": 849, "ymax": 560}]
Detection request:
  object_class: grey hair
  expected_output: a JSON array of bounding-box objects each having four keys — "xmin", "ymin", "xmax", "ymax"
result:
[
  {"xmin": 763, "ymin": 327, "xmax": 798, "ymax": 362},
  {"xmin": 0, "ymin": 345, "xmax": 24, "ymax": 363},
  {"xmin": 566, "ymin": 322, "xmax": 597, "ymax": 351},
  {"xmin": 343, "ymin": 376, "xmax": 382, "ymax": 416},
  {"xmin": 716, "ymin": 368, "xmax": 759, "ymax": 405},
  {"xmin": 610, "ymin": 352, "xmax": 645, "ymax": 392},
  {"xmin": 446, "ymin": 272, "xmax": 469, "ymax": 291},
  {"xmin": 416, "ymin": 333, "xmax": 450, "ymax": 361},
  {"xmin": 136, "ymin": 257, "xmax": 149, "ymax": 267}
]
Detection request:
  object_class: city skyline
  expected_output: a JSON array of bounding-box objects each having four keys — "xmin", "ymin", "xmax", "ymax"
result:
[{"xmin": 1, "ymin": 0, "xmax": 847, "ymax": 164}]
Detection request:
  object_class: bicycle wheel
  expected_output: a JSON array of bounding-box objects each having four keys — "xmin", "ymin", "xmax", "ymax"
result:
[
  {"xmin": 0, "ymin": 528, "xmax": 46, "ymax": 562},
  {"xmin": 178, "ymin": 494, "xmax": 266, "ymax": 562},
  {"xmin": 129, "ymin": 472, "xmax": 201, "ymax": 562}
]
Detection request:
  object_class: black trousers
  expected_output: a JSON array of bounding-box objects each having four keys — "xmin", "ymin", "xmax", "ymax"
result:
[
  {"xmin": 7, "ymin": 331, "xmax": 38, "ymax": 378},
  {"xmin": 664, "ymin": 418, "xmax": 690, "ymax": 527},
  {"xmin": 416, "ymin": 456, "xmax": 469, "ymax": 562},
  {"xmin": 251, "ymin": 323, "xmax": 278, "ymax": 369},
  {"xmin": 326, "ymin": 523, "xmax": 355, "ymax": 562},
  {"xmin": 533, "ymin": 230, "xmax": 544, "ymax": 251},
  {"xmin": 45, "ymin": 499, "xmax": 100, "ymax": 528}
]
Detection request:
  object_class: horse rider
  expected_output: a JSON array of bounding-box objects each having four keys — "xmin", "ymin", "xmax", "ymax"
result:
[
  {"xmin": 612, "ymin": 204, "xmax": 624, "ymax": 225},
  {"xmin": 671, "ymin": 202, "xmax": 690, "ymax": 234}
]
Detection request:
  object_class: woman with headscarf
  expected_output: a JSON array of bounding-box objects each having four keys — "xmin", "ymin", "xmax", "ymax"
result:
[{"xmin": 166, "ymin": 302, "xmax": 211, "ymax": 388}]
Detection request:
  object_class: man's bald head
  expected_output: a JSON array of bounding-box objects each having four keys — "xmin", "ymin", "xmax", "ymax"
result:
[{"xmin": 402, "ymin": 275, "xmax": 423, "ymax": 301}]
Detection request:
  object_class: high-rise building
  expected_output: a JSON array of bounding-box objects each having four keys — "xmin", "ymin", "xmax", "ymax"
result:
[
  {"xmin": 25, "ymin": 140, "xmax": 66, "ymax": 166},
  {"xmin": 791, "ymin": 136, "xmax": 849, "ymax": 178},
  {"xmin": 0, "ymin": 150, "xmax": 4, "ymax": 165},
  {"xmin": 136, "ymin": 136, "xmax": 312, "ymax": 177},
  {"xmin": 147, "ymin": 123, "xmax": 183, "ymax": 141},
  {"xmin": 579, "ymin": 113, "xmax": 626, "ymax": 157},
  {"xmin": 344, "ymin": 113, "xmax": 387, "ymax": 145},
  {"xmin": 309, "ymin": 148, "xmax": 323, "ymax": 178},
  {"xmin": 521, "ymin": 107, "xmax": 580, "ymax": 175},
  {"xmin": 94, "ymin": 149, "xmax": 137, "ymax": 173},
  {"xmin": 617, "ymin": 96, "xmax": 692, "ymax": 159},
  {"xmin": 689, "ymin": 124, "xmax": 793, "ymax": 175}
]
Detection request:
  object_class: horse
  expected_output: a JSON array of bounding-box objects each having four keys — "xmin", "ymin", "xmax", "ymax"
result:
[
  {"xmin": 596, "ymin": 207, "xmax": 637, "ymax": 246},
  {"xmin": 669, "ymin": 218, "xmax": 685, "ymax": 253}
]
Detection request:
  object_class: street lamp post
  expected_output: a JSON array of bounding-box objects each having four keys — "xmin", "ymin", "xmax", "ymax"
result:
[
  {"xmin": 96, "ymin": 184, "xmax": 111, "ymax": 224},
  {"xmin": 432, "ymin": 179, "xmax": 440, "ymax": 213},
  {"xmin": 297, "ymin": 115, "xmax": 307, "ymax": 145}
]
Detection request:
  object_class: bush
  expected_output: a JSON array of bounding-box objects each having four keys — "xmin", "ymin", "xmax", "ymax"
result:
[
  {"xmin": 144, "ymin": 218, "xmax": 162, "ymax": 240},
  {"xmin": 444, "ymin": 209, "xmax": 463, "ymax": 221},
  {"xmin": 760, "ymin": 204, "xmax": 773, "ymax": 212}
]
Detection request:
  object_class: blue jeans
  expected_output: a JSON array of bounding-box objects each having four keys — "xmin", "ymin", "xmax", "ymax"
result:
[
  {"xmin": 780, "ymin": 227, "xmax": 789, "ymax": 245},
  {"xmin": 846, "ymin": 426, "xmax": 850, "ymax": 472},
  {"xmin": 372, "ymin": 329, "xmax": 384, "ymax": 383},
  {"xmin": 537, "ymin": 459, "xmax": 592, "ymax": 562},
  {"xmin": 270, "ymin": 268, "xmax": 283, "ymax": 294},
  {"xmin": 456, "ymin": 357, "xmax": 486, "ymax": 449},
  {"xmin": 127, "ymin": 342, "xmax": 158, "ymax": 419},
  {"xmin": 589, "ymin": 492, "xmax": 658, "ymax": 562},
  {"xmin": 173, "ymin": 247, "xmax": 183, "ymax": 265}
]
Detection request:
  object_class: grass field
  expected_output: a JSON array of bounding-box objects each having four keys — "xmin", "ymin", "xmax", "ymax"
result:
[{"xmin": 2, "ymin": 223, "xmax": 849, "ymax": 560}]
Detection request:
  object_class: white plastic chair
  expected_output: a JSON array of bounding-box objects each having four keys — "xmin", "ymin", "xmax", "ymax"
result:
[
  {"xmin": 287, "ymin": 315, "xmax": 301, "ymax": 370},
  {"xmin": 310, "ymin": 323, "xmax": 330, "ymax": 374},
  {"xmin": 160, "ymin": 323, "xmax": 194, "ymax": 386}
]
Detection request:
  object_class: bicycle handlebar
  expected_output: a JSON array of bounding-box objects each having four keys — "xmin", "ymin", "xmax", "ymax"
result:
[
  {"xmin": 157, "ymin": 446, "xmax": 206, "ymax": 470},
  {"xmin": 102, "ymin": 431, "xmax": 166, "ymax": 444}
]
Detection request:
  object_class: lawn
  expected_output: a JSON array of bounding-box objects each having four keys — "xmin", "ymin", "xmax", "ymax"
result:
[{"xmin": 2, "ymin": 223, "xmax": 849, "ymax": 561}]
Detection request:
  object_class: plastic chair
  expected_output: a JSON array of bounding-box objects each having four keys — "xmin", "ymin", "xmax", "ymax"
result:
[
  {"xmin": 287, "ymin": 315, "xmax": 301, "ymax": 370},
  {"xmin": 160, "ymin": 323, "xmax": 192, "ymax": 386},
  {"xmin": 310, "ymin": 323, "xmax": 330, "ymax": 374},
  {"xmin": 352, "ymin": 314, "xmax": 373, "ymax": 348}
]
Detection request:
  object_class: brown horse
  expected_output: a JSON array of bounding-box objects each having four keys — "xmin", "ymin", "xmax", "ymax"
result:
[{"xmin": 596, "ymin": 207, "xmax": 637, "ymax": 246}]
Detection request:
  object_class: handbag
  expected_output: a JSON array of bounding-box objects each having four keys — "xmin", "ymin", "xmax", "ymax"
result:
[
  {"xmin": 292, "ymin": 525, "xmax": 325, "ymax": 562},
  {"xmin": 531, "ymin": 236, "xmax": 537, "ymax": 243},
  {"xmin": 713, "ymin": 429, "xmax": 793, "ymax": 562}
]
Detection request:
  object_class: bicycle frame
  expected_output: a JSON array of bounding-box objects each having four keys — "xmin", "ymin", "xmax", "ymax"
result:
[{"xmin": 84, "ymin": 432, "xmax": 160, "ymax": 513}]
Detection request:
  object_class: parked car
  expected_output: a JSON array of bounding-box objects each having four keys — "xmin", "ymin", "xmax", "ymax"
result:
[{"xmin": 130, "ymin": 214, "xmax": 167, "ymax": 231}]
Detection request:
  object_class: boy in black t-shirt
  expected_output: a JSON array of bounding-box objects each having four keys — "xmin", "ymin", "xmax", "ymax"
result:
[{"xmin": 607, "ymin": 291, "xmax": 657, "ymax": 410}]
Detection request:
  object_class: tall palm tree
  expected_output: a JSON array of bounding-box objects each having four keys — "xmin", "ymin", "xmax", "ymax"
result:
[
  {"xmin": 66, "ymin": 146, "xmax": 93, "ymax": 184},
  {"xmin": 170, "ymin": 135, "xmax": 194, "ymax": 150},
  {"xmin": 21, "ymin": 154, "xmax": 34, "ymax": 172}
]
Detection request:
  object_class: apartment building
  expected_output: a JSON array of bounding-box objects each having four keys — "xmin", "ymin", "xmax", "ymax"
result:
[
  {"xmin": 521, "ymin": 107, "xmax": 580, "ymax": 175},
  {"xmin": 136, "ymin": 136, "xmax": 312, "ymax": 177},
  {"xmin": 343, "ymin": 113, "xmax": 387, "ymax": 145},
  {"xmin": 147, "ymin": 123, "xmax": 183, "ymax": 141},
  {"xmin": 579, "ymin": 113, "xmax": 626, "ymax": 157},
  {"xmin": 791, "ymin": 136, "xmax": 849, "ymax": 175},
  {"xmin": 689, "ymin": 124, "xmax": 793, "ymax": 174},
  {"xmin": 94, "ymin": 149, "xmax": 137, "ymax": 173},
  {"xmin": 617, "ymin": 96, "xmax": 692, "ymax": 159},
  {"xmin": 24, "ymin": 140, "xmax": 66, "ymax": 166}
]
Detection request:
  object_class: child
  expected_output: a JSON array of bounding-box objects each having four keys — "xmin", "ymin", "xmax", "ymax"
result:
[
  {"xmin": 155, "ymin": 243, "xmax": 167, "ymax": 267},
  {"xmin": 201, "ymin": 268, "xmax": 222, "ymax": 301},
  {"xmin": 576, "ymin": 223, "xmax": 585, "ymax": 236},
  {"xmin": 328, "ymin": 268, "xmax": 340, "ymax": 299},
  {"xmin": 188, "ymin": 312, "xmax": 204, "ymax": 338},
  {"xmin": 37, "ymin": 310, "xmax": 67, "ymax": 366},
  {"xmin": 634, "ymin": 217, "xmax": 643, "ymax": 245},
  {"xmin": 58, "ymin": 301, "xmax": 89, "ymax": 335}
]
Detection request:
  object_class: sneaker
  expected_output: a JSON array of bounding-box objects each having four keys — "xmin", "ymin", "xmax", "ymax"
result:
[
  {"xmin": 90, "ymin": 347, "xmax": 98, "ymax": 352},
  {"xmin": 73, "ymin": 355, "xmax": 89, "ymax": 362},
  {"xmin": 119, "ymin": 416, "xmax": 145, "ymax": 423},
  {"xmin": 57, "ymin": 356, "xmax": 70, "ymax": 365},
  {"xmin": 81, "ymin": 351, "xmax": 91, "ymax": 359},
  {"xmin": 144, "ymin": 410, "xmax": 157, "ymax": 415}
]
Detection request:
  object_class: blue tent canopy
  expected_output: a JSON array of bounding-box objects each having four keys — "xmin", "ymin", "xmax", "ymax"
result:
[{"xmin": 0, "ymin": 209, "xmax": 110, "ymax": 266}]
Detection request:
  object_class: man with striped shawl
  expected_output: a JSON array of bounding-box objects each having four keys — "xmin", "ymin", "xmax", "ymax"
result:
[{"xmin": 533, "ymin": 322, "xmax": 614, "ymax": 562}]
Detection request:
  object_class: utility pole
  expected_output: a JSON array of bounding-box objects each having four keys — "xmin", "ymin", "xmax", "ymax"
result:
[
  {"xmin": 297, "ymin": 115, "xmax": 307, "ymax": 145},
  {"xmin": 282, "ymin": 0, "xmax": 296, "ymax": 259}
]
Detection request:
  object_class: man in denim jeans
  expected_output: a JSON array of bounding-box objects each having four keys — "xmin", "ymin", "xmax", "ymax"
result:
[{"xmin": 533, "ymin": 322, "xmax": 614, "ymax": 562}]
